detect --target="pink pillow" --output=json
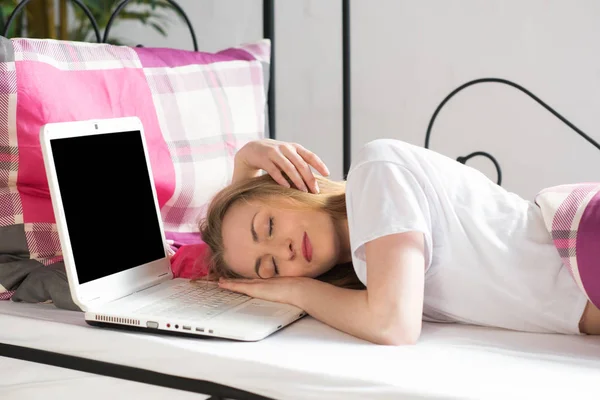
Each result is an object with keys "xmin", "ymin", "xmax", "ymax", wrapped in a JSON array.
[
  {"xmin": 0, "ymin": 36, "xmax": 270, "ymax": 300},
  {"xmin": 536, "ymin": 183, "xmax": 600, "ymax": 310},
  {"xmin": 170, "ymin": 242, "xmax": 210, "ymax": 279}
]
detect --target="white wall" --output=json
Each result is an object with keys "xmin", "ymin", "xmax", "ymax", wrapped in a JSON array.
[
  {"xmin": 109, "ymin": 0, "xmax": 263, "ymax": 52},
  {"xmin": 352, "ymin": 0, "xmax": 600, "ymax": 200},
  {"xmin": 112, "ymin": 0, "xmax": 344, "ymax": 180},
  {"xmin": 113, "ymin": 0, "xmax": 600, "ymax": 200},
  {"xmin": 275, "ymin": 1, "xmax": 343, "ymax": 181}
]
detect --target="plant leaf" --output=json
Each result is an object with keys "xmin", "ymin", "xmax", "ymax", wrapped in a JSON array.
[
  {"xmin": 6, "ymin": 0, "xmax": 182, "ymax": 42},
  {"xmin": 149, "ymin": 21, "xmax": 167, "ymax": 37}
]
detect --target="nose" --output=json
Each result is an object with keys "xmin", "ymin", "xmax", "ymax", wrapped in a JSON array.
[{"xmin": 275, "ymin": 239, "xmax": 295, "ymax": 261}]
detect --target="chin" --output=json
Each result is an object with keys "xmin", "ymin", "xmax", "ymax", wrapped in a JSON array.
[
  {"xmin": 311, "ymin": 263, "xmax": 335, "ymax": 278},
  {"xmin": 303, "ymin": 264, "xmax": 323, "ymax": 278}
]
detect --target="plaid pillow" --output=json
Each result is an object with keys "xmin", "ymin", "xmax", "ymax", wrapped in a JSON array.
[
  {"xmin": 0, "ymin": 37, "xmax": 270, "ymax": 302},
  {"xmin": 536, "ymin": 183, "xmax": 600, "ymax": 310}
]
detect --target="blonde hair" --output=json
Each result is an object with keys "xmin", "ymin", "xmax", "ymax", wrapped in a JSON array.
[{"xmin": 197, "ymin": 174, "xmax": 365, "ymax": 290}]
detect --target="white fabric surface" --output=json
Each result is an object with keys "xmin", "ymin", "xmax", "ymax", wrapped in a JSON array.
[
  {"xmin": 0, "ymin": 356, "xmax": 206, "ymax": 400},
  {"xmin": 1, "ymin": 301, "xmax": 600, "ymax": 400},
  {"xmin": 345, "ymin": 139, "xmax": 588, "ymax": 334}
]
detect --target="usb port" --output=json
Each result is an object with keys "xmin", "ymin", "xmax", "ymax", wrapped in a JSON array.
[
  {"xmin": 196, "ymin": 328, "xmax": 204, "ymax": 332},
  {"xmin": 182, "ymin": 325, "xmax": 191, "ymax": 331}
]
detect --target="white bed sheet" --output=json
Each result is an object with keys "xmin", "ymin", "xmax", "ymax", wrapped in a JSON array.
[
  {"xmin": 1, "ymin": 356, "xmax": 207, "ymax": 400},
  {"xmin": 1, "ymin": 301, "xmax": 600, "ymax": 400}
]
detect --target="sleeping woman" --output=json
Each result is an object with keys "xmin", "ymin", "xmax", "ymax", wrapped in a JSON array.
[{"xmin": 198, "ymin": 138, "xmax": 600, "ymax": 345}]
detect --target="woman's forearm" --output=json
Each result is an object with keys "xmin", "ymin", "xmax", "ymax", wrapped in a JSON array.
[{"xmin": 292, "ymin": 279, "xmax": 417, "ymax": 345}]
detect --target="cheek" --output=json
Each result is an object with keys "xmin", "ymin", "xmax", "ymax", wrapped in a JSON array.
[
  {"xmin": 222, "ymin": 236, "xmax": 253, "ymax": 277},
  {"xmin": 315, "ymin": 221, "xmax": 337, "ymax": 259},
  {"xmin": 223, "ymin": 253, "xmax": 253, "ymax": 278}
]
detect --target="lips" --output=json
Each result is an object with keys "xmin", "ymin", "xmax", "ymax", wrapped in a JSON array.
[{"xmin": 302, "ymin": 232, "xmax": 313, "ymax": 262}]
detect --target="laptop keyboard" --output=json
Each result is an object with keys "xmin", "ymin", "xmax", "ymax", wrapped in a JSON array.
[{"xmin": 133, "ymin": 282, "xmax": 250, "ymax": 321}]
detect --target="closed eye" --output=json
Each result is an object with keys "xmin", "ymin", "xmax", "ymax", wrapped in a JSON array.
[
  {"xmin": 269, "ymin": 217, "xmax": 274, "ymax": 237},
  {"xmin": 272, "ymin": 256, "xmax": 279, "ymax": 275}
]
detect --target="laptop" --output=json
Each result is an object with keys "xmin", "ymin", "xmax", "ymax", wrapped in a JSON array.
[{"xmin": 39, "ymin": 116, "xmax": 306, "ymax": 341}]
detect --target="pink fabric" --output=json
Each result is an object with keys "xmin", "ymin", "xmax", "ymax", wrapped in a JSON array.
[
  {"xmin": 166, "ymin": 231, "xmax": 203, "ymax": 247},
  {"xmin": 0, "ymin": 290, "xmax": 14, "ymax": 300},
  {"xmin": 134, "ymin": 46, "xmax": 256, "ymax": 68},
  {"xmin": 575, "ymin": 191, "xmax": 600, "ymax": 308},
  {"xmin": 536, "ymin": 183, "xmax": 600, "ymax": 309},
  {"xmin": 16, "ymin": 62, "xmax": 175, "ymax": 220},
  {"xmin": 170, "ymin": 242, "xmax": 210, "ymax": 279},
  {"xmin": 552, "ymin": 238, "xmax": 577, "ymax": 248}
]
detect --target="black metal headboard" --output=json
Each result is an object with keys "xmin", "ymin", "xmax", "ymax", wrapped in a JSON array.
[
  {"xmin": 338, "ymin": 4, "xmax": 600, "ymax": 184},
  {"xmin": 423, "ymin": 77, "xmax": 600, "ymax": 186}
]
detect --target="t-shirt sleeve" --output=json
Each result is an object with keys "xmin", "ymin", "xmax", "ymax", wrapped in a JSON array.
[{"xmin": 346, "ymin": 161, "xmax": 433, "ymax": 272}]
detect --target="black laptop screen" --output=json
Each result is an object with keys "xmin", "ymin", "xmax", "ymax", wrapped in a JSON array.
[{"xmin": 50, "ymin": 130, "xmax": 166, "ymax": 284}]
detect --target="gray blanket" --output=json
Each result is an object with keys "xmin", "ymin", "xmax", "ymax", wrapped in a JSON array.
[{"xmin": 0, "ymin": 223, "xmax": 79, "ymax": 311}]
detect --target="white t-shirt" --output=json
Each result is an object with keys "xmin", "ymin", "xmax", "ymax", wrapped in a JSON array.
[{"xmin": 345, "ymin": 139, "xmax": 587, "ymax": 334}]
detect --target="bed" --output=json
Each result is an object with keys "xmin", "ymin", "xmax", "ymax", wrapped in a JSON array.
[
  {"xmin": 3, "ymin": 301, "xmax": 600, "ymax": 400},
  {"xmin": 2, "ymin": 1, "xmax": 600, "ymax": 400}
]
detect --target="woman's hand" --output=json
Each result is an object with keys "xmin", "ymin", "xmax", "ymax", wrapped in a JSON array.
[
  {"xmin": 232, "ymin": 139, "xmax": 330, "ymax": 193},
  {"xmin": 218, "ymin": 276, "xmax": 310, "ymax": 306}
]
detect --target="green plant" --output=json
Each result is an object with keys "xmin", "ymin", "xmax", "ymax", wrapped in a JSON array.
[{"xmin": 0, "ymin": 0, "xmax": 179, "ymax": 45}]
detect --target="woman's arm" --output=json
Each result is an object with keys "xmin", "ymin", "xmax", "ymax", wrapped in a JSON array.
[
  {"xmin": 219, "ymin": 231, "xmax": 425, "ymax": 345},
  {"xmin": 295, "ymin": 231, "xmax": 425, "ymax": 345}
]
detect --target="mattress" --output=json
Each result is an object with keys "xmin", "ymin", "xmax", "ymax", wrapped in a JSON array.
[{"xmin": 1, "ymin": 301, "xmax": 600, "ymax": 400}]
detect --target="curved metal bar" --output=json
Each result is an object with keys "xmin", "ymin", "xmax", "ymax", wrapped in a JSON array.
[
  {"xmin": 342, "ymin": 0, "xmax": 351, "ymax": 177},
  {"xmin": 3, "ymin": 0, "xmax": 101, "ymax": 43},
  {"xmin": 103, "ymin": 0, "xmax": 198, "ymax": 51},
  {"xmin": 456, "ymin": 151, "xmax": 503, "ymax": 186},
  {"xmin": 263, "ymin": 0, "xmax": 275, "ymax": 139},
  {"xmin": 424, "ymin": 77, "xmax": 600, "ymax": 186}
]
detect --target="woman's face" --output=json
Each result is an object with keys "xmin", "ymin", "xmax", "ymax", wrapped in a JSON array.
[{"xmin": 221, "ymin": 198, "xmax": 343, "ymax": 279}]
